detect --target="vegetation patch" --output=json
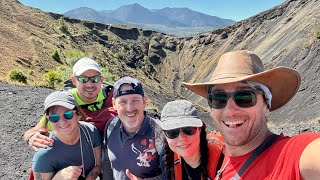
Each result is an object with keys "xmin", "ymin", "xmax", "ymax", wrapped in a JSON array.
[
  {"xmin": 65, "ymin": 50, "xmax": 93, "ymax": 66},
  {"xmin": 44, "ymin": 70, "xmax": 63, "ymax": 88},
  {"xmin": 316, "ymin": 31, "xmax": 320, "ymax": 39},
  {"xmin": 51, "ymin": 50, "xmax": 61, "ymax": 63},
  {"xmin": 58, "ymin": 17, "xmax": 70, "ymax": 35},
  {"xmin": 8, "ymin": 69, "xmax": 28, "ymax": 84}
]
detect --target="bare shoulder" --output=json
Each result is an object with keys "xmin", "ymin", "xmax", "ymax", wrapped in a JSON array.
[{"xmin": 299, "ymin": 138, "xmax": 320, "ymax": 179}]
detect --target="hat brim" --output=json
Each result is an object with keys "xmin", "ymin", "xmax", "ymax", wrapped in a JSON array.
[
  {"xmin": 183, "ymin": 67, "xmax": 301, "ymax": 111},
  {"xmin": 74, "ymin": 66, "xmax": 101, "ymax": 76},
  {"xmin": 44, "ymin": 102, "xmax": 75, "ymax": 113},
  {"xmin": 160, "ymin": 117, "xmax": 203, "ymax": 130}
]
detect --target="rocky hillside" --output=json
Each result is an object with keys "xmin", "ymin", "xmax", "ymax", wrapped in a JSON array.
[
  {"xmin": 152, "ymin": 0, "xmax": 320, "ymax": 124},
  {"xmin": 1, "ymin": 0, "xmax": 320, "ymax": 124},
  {"xmin": 0, "ymin": 0, "xmax": 179, "ymax": 108}
]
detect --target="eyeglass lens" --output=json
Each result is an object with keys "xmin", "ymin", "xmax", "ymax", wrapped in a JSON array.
[
  {"xmin": 164, "ymin": 127, "xmax": 198, "ymax": 139},
  {"xmin": 48, "ymin": 111, "xmax": 74, "ymax": 123},
  {"xmin": 208, "ymin": 90, "xmax": 261, "ymax": 109},
  {"xmin": 76, "ymin": 75, "xmax": 101, "ymax": 83}
]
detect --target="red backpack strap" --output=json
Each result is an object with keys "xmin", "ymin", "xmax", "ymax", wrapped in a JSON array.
[
  {"xmin": 207, "ymin": 141, "xmax": 225, "ymax": 178},
  {"xmin": 28, "ymin": 168, "xmax": 34, "ymax": 180},
  {"xmin": 174, "ymin": 153, "xmax": 182, "ymax": 180}
]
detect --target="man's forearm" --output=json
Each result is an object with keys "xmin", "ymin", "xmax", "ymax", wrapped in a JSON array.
[{"xmin": 23, "ymin": 128, "xmax": 40, "ymax": 145}]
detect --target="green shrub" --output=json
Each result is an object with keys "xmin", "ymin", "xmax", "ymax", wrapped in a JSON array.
[
  {"xmin": 113, "ymin": 53, "xmax": 120, "ymax": 60},
  {"xmin": 56, "ymin": 65, "xmax": 72, "ymax": 82},
  {"xmin": 316, "ymin": 31, "xmax": 320, "ymax": 39},
  {"xmin": 27, "ymin": 70, "xmax": 34, "ymax": 75},
  {"xmin": 44, "ymin": 70, "xmax": 63, "ymax": 88},
  {"xmin": 58, "ymin": 17, "xmax": 70, "ymax": 35},
  {"xmin": 101, "ymin": 67, "xmax": 115, "ymax": 84},
  {"xmin": 8, "ymin": 69, "xmax": 27, "ymax": 84},
  {"xmin": 51, "ymin": 50, "xmax": 60, "ymax": 62},
  {"xmin": 65, "ymin": 50, "xmax": 92, "ymax": 66}
]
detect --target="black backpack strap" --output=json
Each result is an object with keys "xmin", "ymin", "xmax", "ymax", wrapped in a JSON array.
[
  {"xmin": 232, "ymin": 134, "xmax": 280, "ymax": 180},
  {"xmin": 102, "ymin": 116, "xmax": 119, "ymax": 148},
  {"xmin": 78, "ymin": 84, "xmax": 114, "ymax": 110},
  {"xmin": 216, "ymin": 148, "xmax": 225, "ymax": 173},
  {"xmin": 63, "ymin": 78, "xmax": 76, "ymax": 90}
]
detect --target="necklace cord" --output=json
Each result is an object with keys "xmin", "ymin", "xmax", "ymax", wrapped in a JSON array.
[{"xmin": 79, "ymin": 123, "xmax": 97, "ymax": 178}]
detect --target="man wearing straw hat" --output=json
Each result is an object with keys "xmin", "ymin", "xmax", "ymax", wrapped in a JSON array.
[{"xmin": 183, "ymin": 50, "xmax": 320, "ymax": 179}]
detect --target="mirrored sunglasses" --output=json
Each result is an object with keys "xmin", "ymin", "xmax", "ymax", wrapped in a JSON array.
[
  {"xmin": 164, "ymin": 127, "xmax": 198, "ymax": 139},
  {"xmin": 47, "ymin": 111, "xmax": 74, "ymax": 123},
  {"xmin": 208, "ymin": 90, "xmax": 263, "ymax": 109},
  {"xmin": 76, "ymin": 75, "xmax": 101, "ymax": 83}
]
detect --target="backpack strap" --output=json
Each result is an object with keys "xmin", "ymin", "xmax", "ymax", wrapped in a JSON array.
[
  {"xmin": 103, "ymin": 116, "xmax": 119, "ymax": 148},
  {"xmin": 231, "ymin": 134, "xmax": 280, "ymax": 180},
  {"xmin": 149, "ymin": 118, "xmax": 164, "ymax": 155},
  {"xmin": 101, "ymin": 84, "xmax": 113, "ymax": 100},
  {"xmin": 78, "ymin": 85, "xmax": 114, "ymax": 110}
]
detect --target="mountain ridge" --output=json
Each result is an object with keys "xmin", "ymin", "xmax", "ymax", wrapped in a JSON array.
[{"xmin": 64, "ymin": 3, "xmax": 235, "ymax": 36}]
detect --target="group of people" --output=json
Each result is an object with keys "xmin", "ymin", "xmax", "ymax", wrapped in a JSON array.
[{"xmin": 23, "ymin": 50, "xmax": 320, "ymax": 180}]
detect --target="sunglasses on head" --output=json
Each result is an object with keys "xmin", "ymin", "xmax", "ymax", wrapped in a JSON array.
[
  {"xmin": 76, "ymin": 75, "xmax": 101, "ymax": 83},
  {"xmin": 208, "ymin": 90, "xmax": 263, "ymax": 109},
  {"xmin": 163, "ymin": 127, "xmax": 198, "ymax": 139},
  {"xmin": 47, "ymin": 111, "xmax": 74, "ymax": 123}
]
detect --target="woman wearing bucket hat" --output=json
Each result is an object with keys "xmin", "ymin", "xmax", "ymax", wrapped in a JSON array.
[
  {"xmin": 183, "ymin": 50, "xmax": 320, "ymax": 179},
  {"xmin": 32, "ymin": 91, "xmax": 102, "ymax": 180},
  {"xmin": 158, "ymin": 100, "xmax": 224, "ymax": 180}
]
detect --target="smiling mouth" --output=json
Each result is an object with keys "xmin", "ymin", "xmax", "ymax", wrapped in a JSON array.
[
  {"xmin": 85, "ymin": 89, "xmax": 95, "ymax": 92},
  {"xmin": 126, "ymin": 112, "xmax": 137, "ymax": 117},
  {"xmin": 223, "ymin": 120, "xmax": 244, "ymax": 128},
  {"xmin": 178, "ymin": 144, "xmax": 191, "ymax": 149},
  {"xmin": 60, "ymin": 124, "xmax": 71, "ymax": 129}
]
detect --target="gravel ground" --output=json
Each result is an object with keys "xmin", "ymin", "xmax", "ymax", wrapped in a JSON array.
[{"xmin": 0, "ymin": 82, "xmax": 319, "ymax": 179}]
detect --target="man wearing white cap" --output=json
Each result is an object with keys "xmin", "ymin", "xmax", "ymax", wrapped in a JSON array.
[
  {"xmin": 183, "ymin": 50, "xmax": 320, "ymax": 179},
  {"xmin": 23, "ymin": 57, "xmax": 117, "ymax": 151}
]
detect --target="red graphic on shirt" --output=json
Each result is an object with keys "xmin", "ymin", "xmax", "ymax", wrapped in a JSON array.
[{"xmin": 131, "ymin": 139, "xmax": 157, "ymax": 167}]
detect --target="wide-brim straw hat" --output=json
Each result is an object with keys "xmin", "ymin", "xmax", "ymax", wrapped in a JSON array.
[{"xmin": 182, "ymin": 50, "xmax": 301, "ymax": 111}]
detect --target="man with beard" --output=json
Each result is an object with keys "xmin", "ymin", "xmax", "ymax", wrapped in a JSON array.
[
  {"xmin": 183, "ymin": 50, "xmax": 320, "ymax": 179},
  {"xmin": 23, "ymin": 57, "xmax": 117, "ymax": 151},
  {"xmin": 103, "ymin": 76, "xmax": 162, "ymax": 180}
]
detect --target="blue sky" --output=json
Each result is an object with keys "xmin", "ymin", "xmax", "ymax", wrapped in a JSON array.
[{"xmin": 19, "ymin": 0, "xmax": 285, "ymax": 21}]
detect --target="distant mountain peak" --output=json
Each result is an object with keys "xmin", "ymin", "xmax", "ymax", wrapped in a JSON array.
[{"xmin": 63, "ymin": 3, "xmax": 235, "ymax": 36}]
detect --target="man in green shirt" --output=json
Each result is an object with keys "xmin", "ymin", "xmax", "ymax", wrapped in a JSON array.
[{"xmin": 23, "ymin": 57, "xmax": 117, "ymax": 151}]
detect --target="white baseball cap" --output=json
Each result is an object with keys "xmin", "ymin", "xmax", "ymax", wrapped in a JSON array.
[{"xmin": 72, "ymin": 57, "xmax": 101, "ymax": 76}]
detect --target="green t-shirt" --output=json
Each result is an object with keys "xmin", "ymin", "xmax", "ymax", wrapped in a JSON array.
[{"xmin": 40, "ymin": 88, "xmax": 105, "ymax": 131}]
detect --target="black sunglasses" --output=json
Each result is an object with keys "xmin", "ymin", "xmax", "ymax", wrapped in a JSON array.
[
  {"xmin": 164, "ymin": 127, "xmax": 198, "ymax": 139},
  {"xmin": 76, "ymin": 75, "xmax": 101, "ymax": 83},
  {"xmin": 208, "ymin": 90, "xmax": 263, "ymax": 109},
  {"xmin": 47, "ymin": 111, "xmax": 74, "ymax": 123}
]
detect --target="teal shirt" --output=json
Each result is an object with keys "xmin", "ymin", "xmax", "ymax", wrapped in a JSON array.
[{"xmin": 32, "ymin": 122, "xmax": 101, "ymax": 175}]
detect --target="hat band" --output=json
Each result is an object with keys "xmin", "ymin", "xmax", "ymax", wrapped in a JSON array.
[
  {"xmin": 247, "ymin": 81, "xmax": 272, "ymax": 109},
  {"xmin": 116, "ymin": 88, "xmax": 144, "ymax": 98}
]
